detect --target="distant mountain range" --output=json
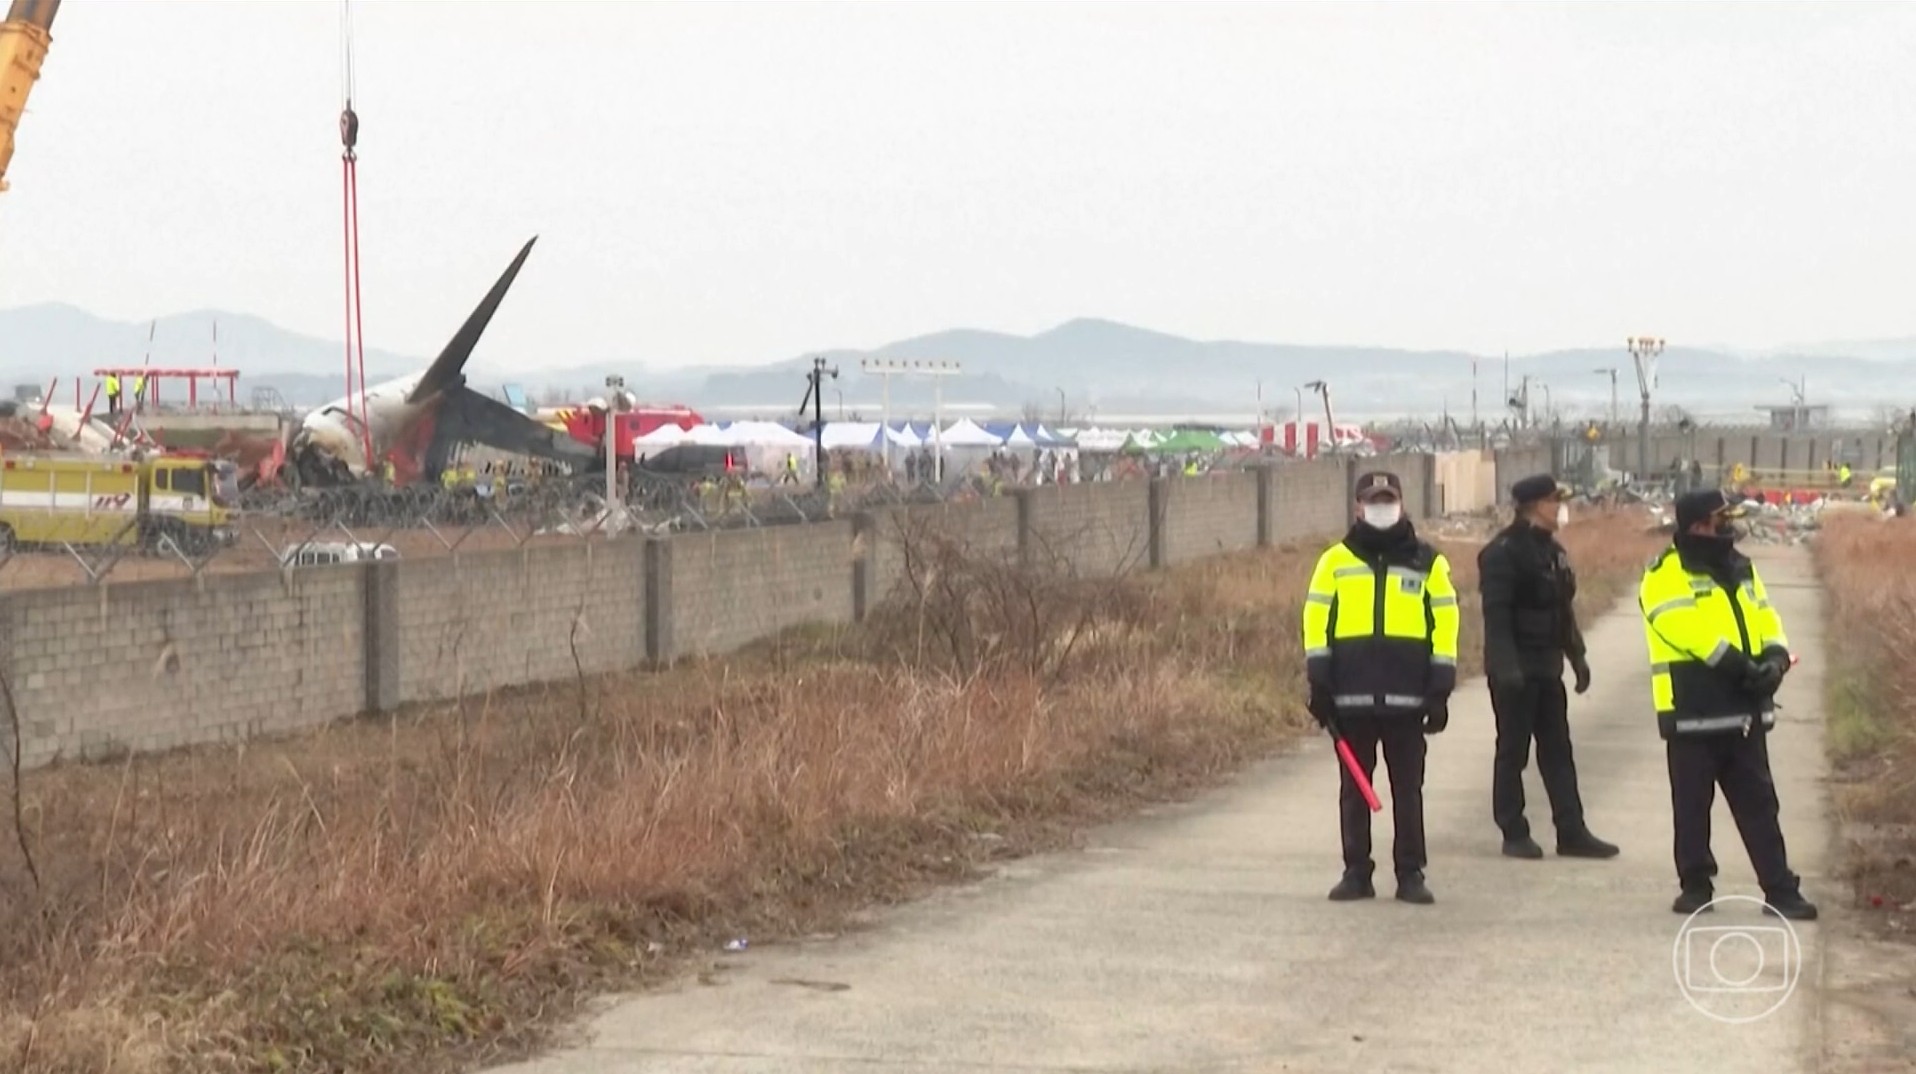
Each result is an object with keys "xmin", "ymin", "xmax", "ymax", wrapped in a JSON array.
[{"xmin": 3, "ymin": 302, "xmax": 1913, "ymax": 424}]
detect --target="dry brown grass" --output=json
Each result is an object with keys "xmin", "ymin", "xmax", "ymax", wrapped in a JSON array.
[
  {"xmin": 1813, "ymin": 515, "xmax": 1916, "ymax": 933},
  {"xmin": 0, "ymin": 510, "xmax": 1659, "ymax": 1074}
]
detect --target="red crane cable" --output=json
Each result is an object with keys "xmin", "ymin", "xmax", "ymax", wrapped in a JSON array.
[
  {"xmin": 344, "ymin": 145, "xmax": 372, "ymax": 469},
  {"xmin": 351, "ymin": 166, "xmax": 371, "ymax": 467},
  {"xmin": 340, "ymin": 153, "xmax": 357, "ymax": 439},
  {"xmin": 339, "ymin": 0, "xmax": 373, "ymax": 470}
]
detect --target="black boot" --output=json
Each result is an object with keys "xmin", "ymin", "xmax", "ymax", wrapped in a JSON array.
[
  {"xmin": 1502, "ymin": 835, "xmax": 1545, "ymax": 860},
  {"xmin": 1672, "ymin": 887, "xmax": 1714, "ymax": 915},
  {"xmin": 1395, "ymin": 871, "xmax": 1435, "ymax": 905},
  {"xmin": 1556, "ymin": 830, "xmax": 1620, "ymax": 859},
  {"xmin": 1328, "ymin": 869, "xmax": 1375, "ymax": 901},
  {"xmin": 1764, "ymin": 890, "xmax": 1819, "ymax": 921}
]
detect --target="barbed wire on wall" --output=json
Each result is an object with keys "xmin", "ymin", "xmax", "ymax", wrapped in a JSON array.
[{"xmin": 0, "ymin": 466, "xmax": 1108, "ymax": 590}]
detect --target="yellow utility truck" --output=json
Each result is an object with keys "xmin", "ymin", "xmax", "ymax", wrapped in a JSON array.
[{"xmin": 0, "ymin": 453, "xmax": 239, "ymax": 554}]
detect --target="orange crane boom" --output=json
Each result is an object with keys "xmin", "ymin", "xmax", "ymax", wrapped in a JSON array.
[{"xmin": 0, "ymin": 0, "xmax": 60, "ymax": 193}]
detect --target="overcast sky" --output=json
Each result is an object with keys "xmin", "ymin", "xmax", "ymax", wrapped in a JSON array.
[{"xmin": 2, "ymin": 1, "xmax": 1912, "ymax": 371}]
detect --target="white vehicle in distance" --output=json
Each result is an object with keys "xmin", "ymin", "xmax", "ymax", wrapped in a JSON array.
[{"xmin": 278, "ymin": 541, "xmax": 401, "ymax": 568}]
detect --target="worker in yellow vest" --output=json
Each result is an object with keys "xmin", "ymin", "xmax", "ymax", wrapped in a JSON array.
[
  {"xmin": 104, "ymin": 374, "xmax": 121, "ymax": 415},
  {"xmin": 1638, "ymin": 490, "xmax": 1815, "ymax": 920},
  {"xmin": 1303, "ymin": 470, "xmax": 1460, "ymax": 906}
]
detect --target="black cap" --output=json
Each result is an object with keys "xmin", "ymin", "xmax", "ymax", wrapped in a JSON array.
[
  {"xmin": 1674, "ymin": 489, "xmax": 1745, "ymax": 530},
  {"xmin": 1511, "ymin": 473, "xmax": 1569, "ymax": 505},
  {"xmin": 1354, "ymin": 471, "xmax": 1403, "ymax": 502}
]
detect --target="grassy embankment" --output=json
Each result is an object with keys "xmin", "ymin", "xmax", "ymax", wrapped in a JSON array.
[
  {"xmin": 0, "ymin": 510, "xmax": 1661, "ymax": 1074},
  {"xmin": 1813, "ymin": 516, "xmax": 1916, "ymax": 935}
]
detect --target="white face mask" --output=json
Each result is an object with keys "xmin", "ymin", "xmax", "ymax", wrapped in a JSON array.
[
  {"xmin": 1361, "ymin": 502, "xmax": 1403, "ymax": 529},
  {"xmin": 1556, "ymin": 504, "xmax": 1570, "ymax": 528}
]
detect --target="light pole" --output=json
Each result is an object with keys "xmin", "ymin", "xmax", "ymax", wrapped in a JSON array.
[
  {"xmin": 861, "ymin": 358, "xmax": 963, "ymax": 480},
  {"xmin": 1293, "ymin": 385, "xmax": 1305, "ymax": 426},
  {"xmin": 1628, "ymin": 336, "xmax": 1665, "ymax": 479},
  {"xmin": 800, "ymin": 356, "xmax": 839, "ymax": 489},
  {"xmin": 1055, "ymin": 386, "xmax": 1066, "ymax": 426},
  {"xmin": 1593, "ymin": 367, "xmax": 1618, "ymax": 426},
  {"xmin": 1778, "ymin": 376, "xmax": 1806, "ymax": 431}
]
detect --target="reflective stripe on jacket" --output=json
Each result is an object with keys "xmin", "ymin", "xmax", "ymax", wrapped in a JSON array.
[
  {"xmin": 1638, "ymin": 546, "xmax": 1789, "ymax": 738},
  {"xmin": 1302, "ymin": 537, "xmax": 1460, "ymax": 716}
]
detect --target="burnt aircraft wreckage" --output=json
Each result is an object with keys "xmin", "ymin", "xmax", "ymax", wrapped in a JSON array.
[{"xmin": 285, "ymin": 237, "xmax": 599, "ymax": 487}]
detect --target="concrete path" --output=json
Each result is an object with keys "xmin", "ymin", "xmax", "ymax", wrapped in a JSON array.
[{"xmin": 487, "ymin": 546, "xmax": 1835, "ymax": 1074}]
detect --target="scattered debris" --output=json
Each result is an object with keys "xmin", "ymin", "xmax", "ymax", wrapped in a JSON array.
[
  {"xmin": 722, "ymin": 938, "xmax": 749, "ymax": 953},
  {"xmin": 771, "ymin": 977, "xmax": 851, "ymax": 992}
]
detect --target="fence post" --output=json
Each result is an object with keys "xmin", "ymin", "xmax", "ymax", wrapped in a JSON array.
[
  {"xmin": 851, "ymin": 512, "xmax": 877, "ymax": 623},
  {"xmin": 362, "ymin": 559, "xmax": 400, "ymax": 714},
  {"xmin": 1255, "ymin": 464, "xmax": 1273, "ymax": 548},
  {"xmin": 644, "ymin": 537, "xmax": 676, "ymax": 667},
  {"xmin": 1421, "ymin": 454, "xmax": 1438, "ymax": 520},
  {"xmin": 1147, "ymin": 478, "xmax": 1167, "ymax": 569},
  {"xmin": 1013, "ymin": 487, "xmax": 1036, "ymax": 567}
]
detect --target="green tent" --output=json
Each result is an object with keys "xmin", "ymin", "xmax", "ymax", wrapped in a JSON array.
[{"xmin": 1152, "ymin": 429, "xmax": 1225, "ymax": 453}]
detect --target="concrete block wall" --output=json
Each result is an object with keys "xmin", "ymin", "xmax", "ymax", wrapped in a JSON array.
[
  {"xmin": 1492, "ymin": 447, "xmax": 1552, "ymax": 504},
  {"xmin": 864, "ymin": 497, "xmax": 1022, "ymax": 604},
  {"xmin": 1023, "ymin": 480, "xmax": 1152, "ymax": 575},
  {"xmin": 1152, "ymin": 473, "xmax": 1260, "ymax": 567},
  {"xmin": 0, "ymin": 568, "xmax": 365, "ymax": 767},
  {"xmin": 664, "ymin": 522, "xmax": 857, "ymax": 659},
  {"xmin": 1269, "ymin": 460, "xmax": 1349, "ymax": 543},
  {"xmin": 391, "ymin": 542, "xmax": 646, "ymax": 705},
  {"xmin": 3, "ymin": 453, "xmax": 1506, "ymax": 770}
]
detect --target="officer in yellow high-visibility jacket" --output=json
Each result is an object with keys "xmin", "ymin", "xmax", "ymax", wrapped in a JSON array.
[
  {"xmin": 1303, "ymin": 470, "xmax": 1460, "ymax": 906},
  {"xmin": 1639, "ymin": 489, "xmax": 1816, "ymax": 920}
]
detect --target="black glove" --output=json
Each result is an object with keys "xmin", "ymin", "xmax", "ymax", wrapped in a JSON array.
[
  {"xmin": 1308, "ymin": 683, "xmax": 1336, "ymax": 731},
  {"xmin": 1744, "ymin": 659, "xmax": 1784, "ymax": 698},
  {"xmin": 1423, "ymin": 700, "xmax": 1449, "ymax": 735},
  {"xmin": 1718, "ymin": 649, "xmax": 1759, "ymax": 688},
  {"xmin": 1570, "ymin": 655, "xmax": 1592, "ymax": 695},
  {"xmin": 1760, "ymin": 647, "xmax": 1792, "ymax": 680}
]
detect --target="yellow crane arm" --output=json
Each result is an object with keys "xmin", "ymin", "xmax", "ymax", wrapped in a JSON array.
[{"xmin": 0, "ymin": 0, "xmax": 60, "ymax": 193}]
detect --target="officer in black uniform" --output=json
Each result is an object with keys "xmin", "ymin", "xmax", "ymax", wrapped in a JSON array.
[{"xmin": 1478, "ymin": 474, "xmax": 1620, "ymax": 860}]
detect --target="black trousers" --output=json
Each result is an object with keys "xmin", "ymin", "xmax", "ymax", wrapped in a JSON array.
[
  {"xmin": 1667, "ymin": 731, "xmax": 1799, "ymax": 895},
  {"xmin": 1490, "ymin": 677, "xmax": 1587, "ymax": 841},
  {"xmin": 1337, "ymin": 715, "xmax": 1427, "ymax": 877}
]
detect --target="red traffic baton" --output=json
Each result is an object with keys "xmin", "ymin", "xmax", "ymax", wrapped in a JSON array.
[{"xmin": 1329, "ymin": 726, "xmax": 1382, "ymax": 813}]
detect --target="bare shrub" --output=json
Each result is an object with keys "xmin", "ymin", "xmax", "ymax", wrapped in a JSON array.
[{"xmin": 866, "ymin": 511, "xmax": 1148, "ymax": 683}]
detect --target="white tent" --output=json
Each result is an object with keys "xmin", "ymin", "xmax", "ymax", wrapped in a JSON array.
[
  {"xmin": 631, "ymin": 424, "xmax": 691, "ymax": 448},
  {"xmin": 821, "ymin": 421, "xmax": 920, "ymax": 451},
  {"xmin": 1004, "ymin": 426, "xmax": 1038, "ymax": 447},
  {"xmin": 726, "ymin": 421, "xmax": 815, "ymax": 448},
  {"xmin": 937, "ymin": 418, "xmax": 1004, "ymax": 447},
  {"xmin": 684, "ymin": 423, "xmax": 738, "ymax": 446},
  {"xmin": 1072, "ymin": 427, "xmax": 1133, "ymax": 452}
]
